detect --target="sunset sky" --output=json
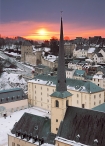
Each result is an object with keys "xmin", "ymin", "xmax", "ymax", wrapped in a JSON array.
[{"xmin": 0, "ymin": 0, "xmax": 105, "ymax": 40}]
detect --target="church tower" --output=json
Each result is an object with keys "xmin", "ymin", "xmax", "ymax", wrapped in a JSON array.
[{"xmin": 50, "ymin": 17, "xmax": 72, "ymax": 134}]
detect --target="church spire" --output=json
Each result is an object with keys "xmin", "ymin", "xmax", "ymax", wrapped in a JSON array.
[{"xmin": 56, "ymin": 17, "xmax": 67, "ymax": 92}]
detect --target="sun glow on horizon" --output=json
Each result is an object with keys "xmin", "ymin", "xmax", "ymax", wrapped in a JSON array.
[{"xmin": 37, "ymin": 28, "xmax": 48, "ymax": 36}]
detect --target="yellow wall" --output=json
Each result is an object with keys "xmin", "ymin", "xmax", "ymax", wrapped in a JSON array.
[
  {"xmin": 28, "ymin": 81, "xmax": 105, "ymax": 111},
  {"xmin": 8, "ymin": 135, "xmax": 36, "ymax": 146},
  {"xmin": 0, "ymin": 99, "xmax": 28, "ymax": 117}
]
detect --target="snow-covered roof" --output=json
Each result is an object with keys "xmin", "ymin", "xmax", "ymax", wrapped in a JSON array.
[
  {"xmin": 93, "ymin": 74, "xmax": 103, "ymax": 79},
  {"xmin": 88, "ymin": 47, "xmax": 95, "ymax": 53},
  {"xmin": 85, "ymin": 58, "xmax": 93, "ymax": 62},
  {"xmin": 55, "ymin": 137, "xmax": 88, "ymax": 146},
  {"xmin": 44, "ymin": 55, "xmax": 58, "ymax": 62},
  {"xmin": 43, "ymin": 47, "xmax": 51, "ymax": 52}
]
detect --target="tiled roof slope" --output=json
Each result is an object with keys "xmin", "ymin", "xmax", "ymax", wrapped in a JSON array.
[
  {"xmin": 30, "ymin": 74, "xmax": 104, "ymax": 93},
  {"xmin": 11, "ymin": 113, "xmax": 56, "ymax": 144},
  {"xmin": 58, "ymin": 106, "xmax": 105, "ymax": 146},
  {"xmin": 74, "ymin": 70, "xmax": 86, "ymax": 77},
  {"xmin": 92, "ymin": 102, "xmax": 105, "ymax": 112},
  {"xmin": 0, "ymin": 88, "xmax": 27, "ymax": 104}
]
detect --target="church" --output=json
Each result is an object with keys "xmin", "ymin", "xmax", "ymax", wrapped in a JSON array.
[{"xmin": 8, "ymin": 17, "xmax": 105, "ymax": 146}]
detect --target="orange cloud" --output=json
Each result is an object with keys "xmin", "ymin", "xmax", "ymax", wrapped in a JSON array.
[{"xmin": 0, "ymin": 21, "xmax": 105, "ymax": 40}]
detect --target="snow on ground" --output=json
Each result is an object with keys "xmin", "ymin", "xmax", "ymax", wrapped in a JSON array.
[
  {"xmin": 4, "ymin": 52, "xmax": 21, "ymax": 57},
  {"xmin": 0, "ymin": 107, "xmax": 50, "ymax": 146},
  {"xmin": 18, "ymin": 62, "xmax": 34, "ymax": 70},
  {"xmin": 0, "ymin": 72, "xmax": 27, "ymax": 91},
  {"xmin": 0, "ymin": 55, "xmax": 5, "ymax": 60},
  {"xmin": 3, "ymin": 68, "xmax": 23, "ymax": 71}
]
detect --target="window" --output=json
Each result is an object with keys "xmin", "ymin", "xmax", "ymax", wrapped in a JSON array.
[
  {"xmin": 94, "ymin": 79, "xmax": 95, "ymax": 81},
  {"xmin": 17, "ymin": 144, "xmax": 20, "ymax": 146},
  {"xmin": 66, "ymin": 100, "xmax": 69, "ymax": 107},
  {"xmin": 77, "ymin": 94, "xmax": 79, "ymax": 97},
  {"xmin": 94, "ymin": 102, "xmax": 96, "ymax": 105},
  {"xmin": 41, "ymin": 92, "xmax": 42, "ymax": 95},
  {"xmin": 94, "ymin": 95, "xmax": 96, "ymax": 99},
  {"xmin": 12, "ymin": 142, "xmax": 15, "ymax": 146},
  {"xmin": 98, "ymin": 79, "xmax": 99, "ymax": 82},
  {"xmin": 56, "ymin": 128, "xmax": 58, "ymax": 131},
  {"xmin": 47, "ymin": 99, "xmax": 49, "ymax": 102},
  {"xmin": 77, "ymin": 100, "xmax": 79, "ymax": 104},
  {"xmin": 99, "ymin": 94, "xmax": 101, "ymax": 98},
  {"xmin": 56, "ymin": 119, "xmax": 58, "ymax": 122},
  {"xmin": 99, "ymin": 100, "xmax": 101, "ymax": 104},
  {"xmin": 47, "ymin": 88, "xmax": 49, "ymax": 91},
  {"xmin": 55, "ymin": 100, "xmax": 59, "ymax": 107},
  {"xmin": 41, "ymin": 86, "xmax": 42, "ymax": 90}
]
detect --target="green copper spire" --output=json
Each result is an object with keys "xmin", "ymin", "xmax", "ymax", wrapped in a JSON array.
[{"xmin": 56, "ymin": 17, "xmax": 67, "ymax": 92}]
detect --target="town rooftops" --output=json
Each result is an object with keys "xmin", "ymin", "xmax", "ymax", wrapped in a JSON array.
[
  {"xmin": 29, "ymin": 74, "xmax": 104, "ymax": 93},
  {"xmin": 73, "ymin": 70, "xmax": 86, "ymax": 77},
  {"xmin": 96, "ymin": 53, "xmax": 103, "ymax": 57},
  {"xmin": 11, "ymin": 112, "xmax": 56, "ymax": 145},
  {"xmin": 57, "ymin": 106, "xmax": 105, "ymax": 146},
  {"xmin": 0, "ymin": 88, "xmax": 27, "ymax": 104}
]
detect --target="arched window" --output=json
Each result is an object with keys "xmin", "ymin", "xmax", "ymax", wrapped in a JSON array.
[{"xmin": 55, "ymin": 100, "xmax": 59, "ymax": 107}]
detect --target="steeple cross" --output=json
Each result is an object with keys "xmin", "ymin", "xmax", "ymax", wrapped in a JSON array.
[{"xmin": 61, "ymin": 11, "xmax": 63, "ymax": 17}]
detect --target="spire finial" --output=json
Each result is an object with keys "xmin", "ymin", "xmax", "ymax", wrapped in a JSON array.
[{"xmin": 61, "ymin": 11, "xmax": 63, "ymax": 17}]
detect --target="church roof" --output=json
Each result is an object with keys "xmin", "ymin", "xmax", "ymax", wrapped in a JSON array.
[
  {"xmin": 57, "ymin": 106, "xmax": 105, "ymax": 146},
  {"xmin": 11, "ymin": 112, "xmax": 56, "ymax": 145}
]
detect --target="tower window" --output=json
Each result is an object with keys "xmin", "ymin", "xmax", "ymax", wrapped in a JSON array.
[
  {"xmin": 55, "ymin": 100, "xmax": 59, "ymax": 107},
  {"xmin": 56, "ymin": 119, "xmax": 58, "ymax": 122},
  {"xmin": 66, "ymin": 100, "xmax": 69, "ymax": 107}
]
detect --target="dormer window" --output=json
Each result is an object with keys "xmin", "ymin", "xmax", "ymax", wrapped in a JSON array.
[
  {"xmin": 34, "ymin": 126, "xmax": 38, "ymax": 130},
  {"xmin": 94, "ymin": 139, "xmax": 98, "ymax": 146},
  {"xmin": 76, "ymin": 134, "xmax": 80, "ymax": 142}
]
